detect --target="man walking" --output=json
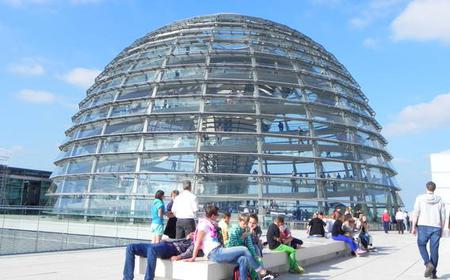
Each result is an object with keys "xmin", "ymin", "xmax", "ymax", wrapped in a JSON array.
[
  {"xmin": 172, "ymin": 180, "xmax": 199, "ymax": 238},
  {"xmin": 412, "ymin": 181, "xmax": 446, "ymax": 279},
  {"xmin": 395, "ymin": 209, "xmax": 405, "ymax": 234}
]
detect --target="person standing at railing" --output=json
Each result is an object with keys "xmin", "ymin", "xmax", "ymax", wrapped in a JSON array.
[
  {"xmin": 150, "ymin": 190, "xmax": 165, "ymax": 243},
  {"xmin": 172, "ymin": 180, "xmax": 198, "ymax": 239}
]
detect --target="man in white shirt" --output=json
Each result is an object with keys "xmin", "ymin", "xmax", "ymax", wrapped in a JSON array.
[
  {"xmin": 412, "ymin": 181, "xmax": 446, "ymax": 279},
  {"xmin": 172, "ymin": 180, "xmax": 199, "ymax": 238},
  {"xmin": 395, "ymin": 209, "xmax": 405, "ymax": 234}
]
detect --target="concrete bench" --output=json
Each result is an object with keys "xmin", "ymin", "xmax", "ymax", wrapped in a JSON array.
[{"xmin": 139, "ymin": 239, "xmax": 348, "ymax": 280}]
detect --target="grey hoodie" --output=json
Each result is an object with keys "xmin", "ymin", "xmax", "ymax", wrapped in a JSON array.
[{"xmin": 413, "ymin": 192, "xmax": 446, "ymax": 228}]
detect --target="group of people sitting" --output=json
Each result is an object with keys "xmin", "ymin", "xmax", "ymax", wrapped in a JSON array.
[
  {"xmin": 306, "ymin": 208, "xmax": 373, "ymax": 256},
  {"xmin": 123, "ymin": 182, "xmax": 372, "ymax": 280},
  {"xmin": 124, "ymin": 205, "xmax": 294, "ymax": 280}
]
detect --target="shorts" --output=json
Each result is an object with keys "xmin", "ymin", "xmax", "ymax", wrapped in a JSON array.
[{"xmin": 150, "ymin": 223, "xmax": 164, "ymax": 237}]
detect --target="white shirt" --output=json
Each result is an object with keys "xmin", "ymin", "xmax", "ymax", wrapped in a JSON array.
[
  {"xmin": 197, "ymin": 218, "xmax": 221, "ymax": 257},
  {"xmin": 172, "ymin": 190, "xmax": 198, "ymax": 219},
  {"xmin": 413, "ymin": 192, "xmax": 446, "ymax": 228},
  {"xmin": 395, "ymin": 211, "xmax": 405, "ymax": 221}
]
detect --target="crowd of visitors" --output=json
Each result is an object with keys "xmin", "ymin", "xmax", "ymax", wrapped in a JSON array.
[{"xmin": 123, "ymin": 179, "xmax": 447, "ymax": 280}]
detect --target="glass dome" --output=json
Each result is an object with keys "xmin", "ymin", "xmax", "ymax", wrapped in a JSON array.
[{"xmin": 49, "ymin": 14, "xmax": 402, "ymax": 221}]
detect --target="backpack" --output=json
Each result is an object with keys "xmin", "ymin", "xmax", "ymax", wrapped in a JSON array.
[{"xmin": 232, "ymin": 266, "xmax": 252, "ymax": 280}]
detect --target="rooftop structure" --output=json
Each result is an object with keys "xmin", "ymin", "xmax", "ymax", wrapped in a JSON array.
[{"xmin": 49, "ymin": 14, "xmax": 402, "ymax": 220}]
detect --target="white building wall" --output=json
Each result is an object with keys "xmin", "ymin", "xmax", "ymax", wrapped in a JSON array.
[{"xmin": 430, "ymin": 151, "xmax": 450, "ymax": 237}]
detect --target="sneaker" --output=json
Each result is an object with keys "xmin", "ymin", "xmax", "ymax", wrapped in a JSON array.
[
  {"xmin": 430, "ymin": 274, "xmax": 437, "ymax": 279},
  {"xmin": 424, "ymin": 262, "xmax": 435, "ymax": 278},
  {"xmin": 290, "ymin": 265, "xmax": 304, "ymax": 274},
  {"xmin": 356, "ymin": 248, "xmax": 367, "ymax": 255},
  {"xmin": 260, "ymin": 271, "xmax": 278, "ymax": 280}
]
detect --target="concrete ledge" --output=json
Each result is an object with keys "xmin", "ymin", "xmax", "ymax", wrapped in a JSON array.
[{"xmin": 139, "ymin": 239, "xmax": 348, "ymax": 280}]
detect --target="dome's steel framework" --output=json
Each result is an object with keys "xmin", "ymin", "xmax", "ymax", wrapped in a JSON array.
[{"xmin": 49, "ymin": 14, "xmax": 402, "ymax": 220}]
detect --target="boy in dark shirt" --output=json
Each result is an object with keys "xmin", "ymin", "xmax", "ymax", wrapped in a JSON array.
[
  {"xmin": 307, "ymin": 212, "xmax": 326, "ymax": 237},
  {"xmin": 266, "ymin": 216, "xmax": 304, "ymax": 274}
]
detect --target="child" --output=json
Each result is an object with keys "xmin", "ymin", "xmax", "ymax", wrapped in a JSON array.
[
  {"xmin": 267, "ymin": 216, "xmax": 304, "ymax": 274},
  {"xmin": 279, "ymin": 223, "xmax": 303, "ymax": 249},
  {"xmin": 218, "ymin": 211, "xmax": 231, "ymax": 245}
]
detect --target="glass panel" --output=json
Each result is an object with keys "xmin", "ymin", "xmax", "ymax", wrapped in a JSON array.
[
  {"xmin": 96, "ymin": 155, "xmax": 137, "ymax": 173},
  {"xmin": 156, "ymin": 84, "xmax": 203, "ymax": 97},
  {"xmin": 313, "ymin": 122, "xmax": 349, "ymax": 142},
  {"xmin": 254, "ymin": 45, "xmax": 287, "ymax": 56},
  {"xmin": 167, "ymin": 55, "xmax": 205, "ymax": 66},
  {"xmin": 260, "ymin": 99, "xmax": 307, "ymax": 115},
  {"xmin": 148, "ymin": 116, "xmax": 198, "ymax": 132},
  {"xmin": 255, "ymin": 56, "xmax": 293, "ymax": 69},
  {"xmin": 200, "ymin": 134, "xmax": 257, "ymax": 153},
  {"xmin": 88, "ymin": 196, "xmax": 131, "ymax": 216},
  {"xmin": 206, "ymin": 83, "xmax": 254, "ymax": 96},
  {"xmin": 162, "ymin": 67, "xmax": 205, "ymax": 80},
  {"xmin": 72, "ymin": 140, "xmax": 98, "ymax": 156},
  {"xmin": 136, "ymin": 174, "xmax": 185, "ymax": 194},
  {"xmin": 52, "ymin": 162, "xmax": 68, "ymax": 176},
  {"xmin": 91, "ymin": 174, "xmax": 134, "ymax": 193},
  {"xmin": 91, "ymin": 91, "xmax": 116, "ymax": 107},
  {"xmin": 261, "ymin": 117, "xmax": 309, "ymax": 134},
  {"xmin": 104, "ymin": 119, "xmax": 144, "ymax": 135},
  {"xmin": 67, "ymin": 158, "xmax": 93, "ymax": 174},
  {"xmin": 262, "ymin": 136, "xmax": 314, "ymax": 157},
  {"xmin": 152, "ymin": 98, "xmax": 200, "ymax": 113},
  {"xmin": 124, "ymin": 71, "xmax": 157, "ymax": 85},
  {"xmin": 305, "ymin": 89, "xmax": 337, "ymax": 106},
  {"xmin": 310, "ymin": 106, "xmax": 343, "ymax": 123},
  {"xmin": 111, "ymin": 100, "xmax": 149, "ymax": 117},
  {"xmin": 100, "ymin": 136, "xmax": 141, "ymax": 153},
  {"xmin": 202, "ymin": 116, "xmax": 257, "ymax": 132},
  {"xmin": 144, "ymin": 134, "xmax": 197, "ymax": 152},
  {"xmin": 56, "ymin": 197, "xmax": 85, "ymax": 213},
  {"xmin": 133, "ymin": 58, "xmax": 164, "ymax": 70},
  {"xmin": 83, "ymin": 107, "xmax": 109, "ymax": 123},
  {"xmin": 258, "ymin": 85, "xmax": 303, "ymax": 101},
  {"xmin": 141, "ymin": 154, "xmax": 195, "ymax": 173},
  {"xmin": 77, "ymin": 124, "xmax": 103, "ymax": 139},
  {"xmin": 209, "ymin": 67, "xmax": 253, "ymax": 80},
  {"xmin": 62, "ymin": 177, "xmax": 89, "ymax": 193},
  {"xmin": 198, "ymin": 155, "xmax": 258, "ymax": 175},
  {"xmin": 117, "ymin": 89, "xmax": 152, "ymax": 101},
  {"xmin": 302, "ymin": 75, "xmax": 333, "ymax": 90},
  {"xmin": 196, "ymin": 175, "xmax": 259, "ymax": 196},
  {"xmin": 204, "ymin": 98, "xmax": 255, "ymax": 113},
  {"xmin": 256, "ymin": 68, "xmax": 298, "ymax": 84},
  {"xmin": 173, "ymin": 44, "xmax": 208, "ymax": 55},
  {"xmin": 212, "ymin": 41, "xmax": 249, "ymax": 50},
  {"xmin": 210, "ymin": 55, "xmax": 251, "ymax": 65}
]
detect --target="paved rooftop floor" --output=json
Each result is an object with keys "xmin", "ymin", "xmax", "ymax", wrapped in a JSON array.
[{"xmin": 0, "ymin": 231, "xmax": 448, "ymax": 280}]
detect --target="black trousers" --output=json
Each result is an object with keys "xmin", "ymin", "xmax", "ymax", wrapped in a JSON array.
[{"xmin": 175, "ymin": 218, "xmax": 196, "ymax": 239}]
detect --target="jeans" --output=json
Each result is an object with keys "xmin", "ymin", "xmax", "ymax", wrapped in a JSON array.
[
  {"xmin": 274, "ymin": 244, "xmax": 299, "ymax": 270},
  {"xmin": 175, "ymin": 218, "xmax": 196, "ymax": 239},
  {"xmin": 359, "ymin": 232, "xmax": 369, "ymax": 249},
  {"xmin": 383, "ymin": 221, "xmax": 390, "ymax": 233},
  {"xmin": 417, "ymin": 225, "xmax": 441, "ymax": 275},
  {"xmin": 123, "ymin": 242, "xmax": 178, "ymax": 280},
  {"xmin": 209, "ymin": 246, "xmax": 261, "ymax": 280},
  {"xmin": 332, "ymin": 234, "xmax": 357, "ymax": 252}
]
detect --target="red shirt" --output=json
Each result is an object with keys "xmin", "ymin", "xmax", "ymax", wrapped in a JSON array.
[{"xmin": 382, "ymin": 212, "xmax": 390, "ymax": 222}]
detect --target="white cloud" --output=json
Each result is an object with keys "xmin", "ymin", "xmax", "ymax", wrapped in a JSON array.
[
  {"xmin": 362, "ymin": 37, "xmax": 378, "ymax": 48},
  {"xmin": 8, "ymin": 62, "xmax": 45, "ymax": 76},
  {"xmin": 17, "ymin": 89, "xmax": 56, "ymax": 104},
  {"xmin": 350, "ymin": 0, "xmax": 406, "ymax": 29},
  {"xmin": 384, "ymin": 93, "xmax": 450, "ymax": 137},
  {"xmin": 61, "ymin": 67, "xmax": 100, "ymax": 89},
  {"xmin": 391, "ymin": 0, "xmax": 450, "ymax": 43}
]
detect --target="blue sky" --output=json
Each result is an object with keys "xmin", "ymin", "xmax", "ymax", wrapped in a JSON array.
[{"xmin": 1, "ymin": 0, "xmax": 450, "ymax": 210}]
